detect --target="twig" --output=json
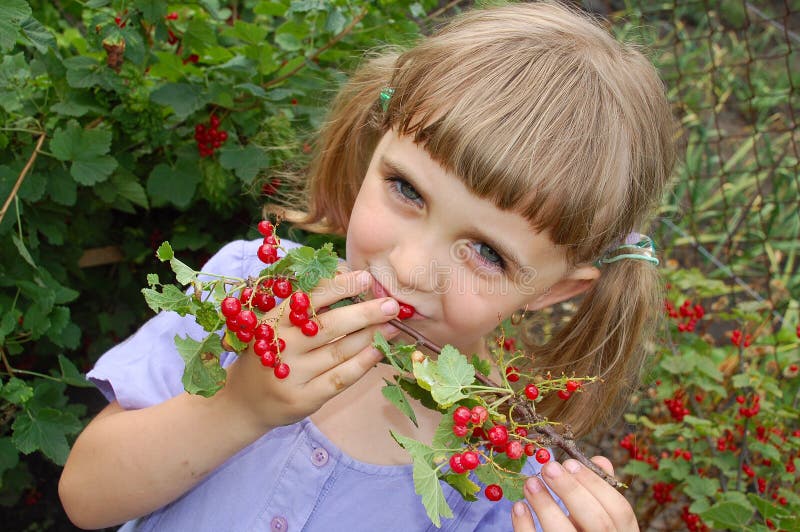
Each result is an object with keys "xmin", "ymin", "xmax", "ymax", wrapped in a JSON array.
[
  {"xmin": 262, "ymin": 7, "xmax": 368, "ymax": 90},
  {"xmin": 0, "ymin": 133, "xmax": 46, "ymax": 225},
  {"xmin": 0, "ymin": 347, "xmax": 15, "ymax": 378}
]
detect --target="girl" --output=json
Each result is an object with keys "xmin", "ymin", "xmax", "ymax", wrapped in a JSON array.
[{"xmin": 59, "ymin": 2, "xmax": 675, "ymax": 530}]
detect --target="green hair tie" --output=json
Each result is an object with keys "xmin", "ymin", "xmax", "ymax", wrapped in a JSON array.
[
  {"xmin": 594, "ymin": 235, "xmax": 659, "ymax": 267},
  {"xmin": 379, "ymin": 87, "xmax": 394, "ymax": 112}
]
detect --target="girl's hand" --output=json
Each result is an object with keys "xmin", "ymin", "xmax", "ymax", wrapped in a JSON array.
[
  {"xmin": 511, "ymin": 456, "xmax": 639, "ymax": 532},
  {"xmin": 221, "ymin": 269, "xmax": 401, "ymax": 430}
]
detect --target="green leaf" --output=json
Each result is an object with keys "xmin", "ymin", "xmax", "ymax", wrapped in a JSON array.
[
  {"xmin": 684, "ymin": 476, "xmax": 720, "ymax": 499},
  {"xmin": 183, "ymin": 18, "xmax": 217, "ymax": 53},
  {"xmin": 470, "ymin": 354, "xmax": 491, "ymax": 376},
  {"xmin": 442, "ymin": 473, "xmax": 479, "ymax": 502},
  {"xmin": 11, "ymin": 234, "xmax": 37, "ymax": 269},
  {"xmin": 174, "ymin": 334, "xmax": 226, "ymax": 397},
  {"xmin": 0, "ymin": 0, "xmax": 31, "ymax": 51},
  {"xmin": 431, "ymin": 406, "xmax": 461, "ymax": 450},
  {"xmin": 413, "ymin": 345, "xmax": 475, "ymax": 407},
  {"xmin": 227, "ymin": 20, "xmax": 268, "ymax": 45},
  {"xmin": 147, "ymin": 161, "xmax": 202, "ymax": 209},
  {"xmin": 223, "ymin": 329, "xmax": 249, "ymax": 352},
  {"xmin": 195, "ymin": 301, "xmax": 222, "ymax": 333},
  {"xmin": 0, "ymin": 437, "xmax": 19, "ymax": 487},
  {"xmin": 170, "ymin": 257, "xmax": 197, "ymax": 286},
  {"xmin": 391, "ymin": 431, "xmax": 452, "ymax": 527},
  {"xmin": 150, "ymin": 83, "xmax": 210, "ymax": 119},
  {"xmin": 382, "ymin": 381, "xmax": 418, "ymax": 427},
  {"xmin": 141, "ymin": 284, "xmax": 193, "ymax": 315},
  {"xmin": 218, "ymin": 145, "xmax": 270, "ymax": 183},
  {"xmin": 147, "ymin": 273, "xmax": 160, "ymax": 287},
  {"xmin": 49, "ymin": 121, "xmax": 117, "ymax": 185},
  {"xmin": 20, "ymin": 16, "xmax": 56, "ymax": 53},
  {"xmin": 700, "ymin": 500, "xmax": 755, "ymax": 530},
  {"xmin": 0, "ymin": 378, "xmax": 33, "ymax": 405},
  {"xmin": 286, "ymin": 244, "xmax": 340, "ymax": 293},
  {"xmin": 398, "ymin": 376, "xmax": 440, "ymax": 411},
  {"xmin": 12, "ymin": 407, "xmax": 82, "ymax": 464},
  {"xmin": 156, "ymin": 241, "xmax": 174, "ymax": 261},
  {"xmin": 133, "ymin": 0, "xmax": 167, "ymax": 22},
  {"xmin": 58, "ymin": 355, "xmax": 94, "ymax": 388}
]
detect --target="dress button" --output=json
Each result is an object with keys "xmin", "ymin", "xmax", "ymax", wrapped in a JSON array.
[
  {"xmin": 270, "ymin": 515, "xmax": 288, "ymax": 532},
  {"xmin": 311, "ymin": 446, "xmax": 329, "ymax": 467}
]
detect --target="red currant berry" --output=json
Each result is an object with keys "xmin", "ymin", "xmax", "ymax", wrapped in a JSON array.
[
  {"xmin": 487, "ymin": 425, "xmax": 509, "ymax": 447},
  {"xmin": 485, "ymin": 484, "xmax": 503, "ymax": 502},
  {"xmin": 263, "ymin": 234, "xmax": 279, "ymax": 246},
  {"xmin": 221, "ymin": 297, "xmax": 241, "ymax": 318},
  {"xmin": 237, "ymin": 310, "xmax": 257, "ymax": 331},
  {"xmin": 461, "ymin": 451, "xmax": 480, "ymax": 470},
  {"xmin": 225, "ymin": 317, "xmax": 239, "ymax": 332},
  {"xmin": 566, "ymin": 380, "xmax": 580, "ymax": 392},
  {"xmin": 452, "ymin": 424, "xmax": 469, "ymax": 438},
  {"xmin": 300, "ymin": 320, "xmax": 319, "ymax": 337},
  {"xmin": 235, "ymin": 329, "xmax": 254, "ymax": 343},
  {"xmin": 397, "ymin": 303, "xmax": 415, "ymax": 320},
  {"xmin": 257, "ymin": 244, "xmax": 279, "ymax": 264},
  {"xmin": 195, "ymin": 124, "xmax": 205, "ymax": 134},
  {"xmin": 260, "ymin": 350, "xmax": 276, "ymax": 367},
  {"xmin": 453, "ymin": 406, "xmax": 471, "ymax": 426},
  {"xmin": 273, "ymin": 279, "xmax": 293, "ymax": 299},
  {"xmin": 290, "ymin": 292, "xmax": 310, "ymax": 312},
  {"xmin": 506, "ymin": 440, "xmax": 524, "ymax": 460},
  {"xmin": 524, "ymin": 384, "xmax": 539, "ymax": 401},
  {"xmin": 274, "ymin": 337, "xmax": 286, "ymax": 353},
  {"xmin": 470, "ymin": 405, "xmax": 488, "ymax": 426},
  {"xmin": 209, "ymin": 115, "xmax": 220, "ymax": 128},
  {"xmin": 514, "ymin": 427, "xmax": 528, "ymax": 438},
  {"xmin": 289, "ymin": 310, "xmax": 309, "ymax": 326},
  {"xmin": 274, "ymin": 362, "xmax": 290, "ymax": 379},
  {"xmin": 557, "ymin": 389, "xmax": 572, "ymax": 400},
  {"xmin": 239, "ymin": 287, "xmax": 254, "ymax": 305},
  {"xmin": 524, "ymin": 443, "xmax": 535, "ymax": 457},
  {"xmin": 218, "ymin": 130, "xmax": 228, "ymax": 142},
  {"xmin": 254, "ymin": 293, "xmax": 276, "ymax": 312},
  {"xmin": 253, "ymin": 323, "xmax": 274, "ymax": 341},
  {"xmin": 535, "ymin": 448, "xmax": 551, "ymax": 464},
  {"xmin": 253, "ymin": 338, "xmax": 271, "ymax": 357},
  {"xmin": 257, "ymin": 220, "xmax": 274, "ymax": 236},
  {"xmin": 471, "ymin": 427, "xmax": 487, "ymax": 441},
  {"xmin": 449, "ymin": 454, "xmax": 466, "ymax": 474},
  {"xmin": 505, "ymin": 366, "xmax": 520, "ymax": 382}
]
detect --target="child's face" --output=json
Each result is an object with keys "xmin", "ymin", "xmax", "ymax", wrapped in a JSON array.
[{"xmin": 346, "ymin": 130, "xmax": 587, "ymax": 355}]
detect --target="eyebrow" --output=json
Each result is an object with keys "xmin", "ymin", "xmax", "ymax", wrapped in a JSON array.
[{"xmin": 380, "ymin": 156, "xmax": 526, "ymax": 272}]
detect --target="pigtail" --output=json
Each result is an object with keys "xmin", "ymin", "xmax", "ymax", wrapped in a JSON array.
[
  {"xmin": 528, "ymin": 255, "xmax": 663, "ymax": 439},
  {"xmin": 268, "ymin": 52, "xmax": 400, "ymax": 234}
]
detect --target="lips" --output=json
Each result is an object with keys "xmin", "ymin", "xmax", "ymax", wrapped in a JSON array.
[{"xmin": 370, "ymin": 276, "xmax": 424, "ymax": 319}]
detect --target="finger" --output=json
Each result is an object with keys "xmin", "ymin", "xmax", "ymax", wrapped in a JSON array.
[
  {"xmin": 563, "ymin": 457, "xmax": 637, "ymax": 530},
  {"xmin": 522, "ymin": 475, "xmax": 577, "ymax": 531},
  {"xmin": 304, "ymin": 337, "xmax": 393, "ymax": 402},
  {"xmin": 281, "ymin": 296, "xmax": 399, "ymax": 354},
  {"xmin": 308, "ymin": 269, "xmax": 372, "ymax": 308},
  {"xmin": 537, "ymin": 461, "xmax": 617, "ymax": 531},
  {"xmin": 291, "ymin": 322, "xmax": 400, "ymax": 381},
  {"xmin": 510, "ymin": 500, "xmax": 537, "ymax": 532}
]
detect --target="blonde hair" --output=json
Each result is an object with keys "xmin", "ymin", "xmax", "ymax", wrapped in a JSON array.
[{"xmin": 275, "ymin": 1, "xmax": 676, "ymax": 437}]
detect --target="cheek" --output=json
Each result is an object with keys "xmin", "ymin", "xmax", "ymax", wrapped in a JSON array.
[{"xmin": 346, "ymin": 186, "xmax": 391, "ymax": 264}]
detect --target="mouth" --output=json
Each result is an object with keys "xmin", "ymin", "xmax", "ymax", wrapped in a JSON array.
[{"xmin": 370, "ymin": 276, "xmax": 425, "ymax": 320}]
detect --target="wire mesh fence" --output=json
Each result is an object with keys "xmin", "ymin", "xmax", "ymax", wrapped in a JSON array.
[{"xmin": 608, "ymin": 0, "xmax": 799, "ymax": 324}]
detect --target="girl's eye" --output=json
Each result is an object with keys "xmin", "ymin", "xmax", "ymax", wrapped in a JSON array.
[
  {"xmin": 386, "ymin": 176, "xmax": 423, "ymax": 205},
  {"xmin": 472, "ymin": 242, "xmax": 506, "ymax": 271}
]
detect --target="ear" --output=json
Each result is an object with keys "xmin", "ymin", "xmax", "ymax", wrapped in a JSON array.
[{"xmin": 526, "ymin": 264, "xmax": 601, "ymax": 311}]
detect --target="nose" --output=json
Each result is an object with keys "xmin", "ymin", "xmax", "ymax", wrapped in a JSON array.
[{"xmin": 387, "ymin": 232, "xmax": 450, "ymax": 296}]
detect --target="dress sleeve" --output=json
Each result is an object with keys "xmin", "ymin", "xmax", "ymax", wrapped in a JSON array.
[{"xmin": 86, "ymin": 240, "xmax": 256, "ymax": 409}]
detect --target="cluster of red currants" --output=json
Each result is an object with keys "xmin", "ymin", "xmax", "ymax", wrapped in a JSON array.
[
  {"xmin": 218, "ymin": 222, "xmax": 319, "ymax": 379},
  {"xmin": 256, "ymin": 221, "xmax": 280, "ymax": 264},
  {"xmin": 448, "ymin": 404, "xmax": 553, "ymax": 502},
  {"xmin": 680, "ymin": 505, "xmax": 709, "ymax": 532},
  {"xmin": 652, "ymin": 481, "xmax": 675, "ymax": 504},
  {"xmin": 619, "ymin": 433, "xmax": 659, "ymax": 470},
  {"xmin": 663, "ymin": 390, "xmax": 690, "ymax": 422},
  {"xmin": 730, "ymin": 328, "xmax": 754, "ymax": 347},
  {"xmin": 735, "ymin": 392, "xmax": 760, "ymax": 418},
  {"xmin": 194, "ymin": 115, "xmax": 228, "ymax": 158},
  {"xmin": 664, "ymin": 299, "xmax": 704, "ymax": 333}
]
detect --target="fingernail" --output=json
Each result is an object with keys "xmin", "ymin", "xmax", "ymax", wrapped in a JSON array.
[
  {"xmin": 525, "ymin": 477, "xmax": 542, "ymax": 494},
  {"xmin": 544, "ymin": 462, "xmax": 563, "ymax": 479},
  {"xmin": 564, "ymin": 459, "xmax": 581, "ymax": 473},
  {"xmin": 381, "ymin": 298, "xmax": 399, "ymax": 315},
  {"xmin": 513, "ymin": 501, "xmax": 526, "ymax": 516}
]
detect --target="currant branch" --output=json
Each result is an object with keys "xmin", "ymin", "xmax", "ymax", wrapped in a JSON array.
[{"xmin": 359, "ymin": 296, "xmax": 626, "ymax": 489}]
